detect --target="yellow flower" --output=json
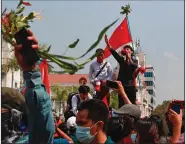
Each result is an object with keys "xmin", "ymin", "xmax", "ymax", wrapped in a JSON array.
[{"xmin": 33, "ymin": 11, "xmax": 43, "ymax": 20}]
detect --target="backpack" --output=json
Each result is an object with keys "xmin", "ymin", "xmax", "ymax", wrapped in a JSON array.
[
  {"xmin": 66, "ymin": 92, "xmax": 81, "ymax": 112},
  {"xmin": 64, "ymin": 92, "xmax": 80, "ymax": 121}
]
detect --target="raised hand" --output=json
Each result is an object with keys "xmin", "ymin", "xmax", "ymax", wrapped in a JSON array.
[
  {"xmin": 104, "ymin": 34, "xmax": 111, "ymax": 49},
  {"xmin": 168, "ymin": 109, "xmax": 182, "ymax": 126},
  {"xmin": 113, "ymin": 81, "xmax": 125, "ymax": 95},
  {"xmin": 14, "ymin": 29, "xmax": 39, "ymax": 71}
]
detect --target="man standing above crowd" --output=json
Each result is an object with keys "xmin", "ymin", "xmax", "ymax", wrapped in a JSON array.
[
  {"xmin": 89, "ymin": 48, "xmax": 113, "ymax": 106},
  {"xmin": 104, "ymin": 35, "xmax": 145, "ymax": 107}
]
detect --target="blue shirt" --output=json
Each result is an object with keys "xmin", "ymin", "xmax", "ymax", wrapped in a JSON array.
[{"xmin": 23, "ymin": 67, "xmax": 55, "ymax": 144}]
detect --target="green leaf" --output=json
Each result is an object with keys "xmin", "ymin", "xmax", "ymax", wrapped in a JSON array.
[
  {"xmin": 51, "ymin": 70, "xmax": 75, "ymax": 74},
  {"xmin": 26, "ymin": 12, "xmax": 34, "ymax": 20},
  {"xmin": 9, "ymin": 12, "xmax": 16, "ymax": 23},
  {"xmin": 16, "ymin": 15, "xmax": 23, "ymax": 22},
  {"xmin": 38, "ymin": 51, "xmax": 78, "ymax": 71},
  {"xmin": 51, "ymin": 19, "xmax": 118, "ymax": 61},
  {"xmin": 11, "ymin": 23, "xmax": 15, "ymax": 34},
  {"xmin": 46, "ymin": 45, "xmax": 51, "ymax": 53},
  {"xmin": 68, "ymin": 39, "xmax": 79, "ymax": 48},
  {"xmin": 16, "ymin": 6, "xmax": 25, "ymax": 14},
  {"xmin": 77, "ymin": 18, "xmax": 119, "ymax": 59},
  {"xmin": 17, "ymin": 0, "xmax": 23, "ymax": 8},
  {"xmin": 77, "ymin": 53, "xmax": 97, "ymax": 66},
  {"xmin": 16, "ymin": 22, "xmax": 28, "ymax": 29},
  {"xmin": 48, "ymin": 54, "xmax": 77, "ymax": 60}
]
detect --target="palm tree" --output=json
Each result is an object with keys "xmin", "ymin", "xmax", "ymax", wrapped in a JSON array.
[
  {"xmin": 110, "ymin": 91, "xmax": 118, "ymax": 109},
  {"xmin": 51, "ymin": 85, "xmax": 68, "ymax": 114},
  {"xmin": 2, "ymin": 56, "xmax": 20, "ymax": 88}
]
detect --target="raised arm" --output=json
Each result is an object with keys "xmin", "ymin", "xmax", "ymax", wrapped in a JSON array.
[
  {"xmin": 14, "ymin": 29, "xmax": 54, "ymax": 144},
  {"xmin": 105, "ymin": 34, "xmax": 122, "ymax": 63}
]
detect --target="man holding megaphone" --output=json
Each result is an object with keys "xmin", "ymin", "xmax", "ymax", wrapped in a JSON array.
[{"xmin": 104, "ymin": 35, "xmax": 146, "ymax": 108}]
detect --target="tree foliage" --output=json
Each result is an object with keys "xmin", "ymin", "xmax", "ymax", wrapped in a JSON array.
[
  {"xmin": 151, "ymin": 100, "xmax": 171, "ymax": 136},
  {"xmin": 2, "ymin": 56, "xmax": 20, "ymax": 73},
  {"xmin": 110, "ymin": 91, "xmax": 118, "ymax": 109}
]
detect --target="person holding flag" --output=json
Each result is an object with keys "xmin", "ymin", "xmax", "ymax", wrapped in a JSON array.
[{"xmin": 104, "ymin": 34, "xmax": 145, "ymax": 107}]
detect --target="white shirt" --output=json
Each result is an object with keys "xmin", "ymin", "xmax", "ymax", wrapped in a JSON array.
[
  {"xmin": 89, "ymin": 60, "xmax": 113, "ymax": 82},
  {"xmin": 71, "ymin": 93, "xmax": 92, "ymax": 115}
]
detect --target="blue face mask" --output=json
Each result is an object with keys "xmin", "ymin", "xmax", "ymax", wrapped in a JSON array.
[
  {"xmin": 131, "ymin": 133, "xmax": 137, "ymax": 143},
  {"xmin": 76, "ymin": 123, "xmax": 98, "ymax": 144}
]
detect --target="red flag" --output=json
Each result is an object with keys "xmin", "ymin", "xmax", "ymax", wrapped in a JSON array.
[
  {"xmin": 39, "ymin": 59, "xmax": 51, "ymax": 95},
  {"xmin": 104, "ymin": 18, "xmax": 132, "ymax": 58}
]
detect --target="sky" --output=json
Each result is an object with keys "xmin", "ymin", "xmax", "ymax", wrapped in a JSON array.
[{"xmin": 2, "ymin": 1, "xmax": 184, "ymax": 105}]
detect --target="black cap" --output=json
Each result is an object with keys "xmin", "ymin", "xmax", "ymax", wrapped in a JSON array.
[
  {"xmin": 113, "ymin": 104, "xmax": 141, "ymax": 119},
  {"xmin": 123, "ymin": 45, "xmax": 134, "ymax": 53}
]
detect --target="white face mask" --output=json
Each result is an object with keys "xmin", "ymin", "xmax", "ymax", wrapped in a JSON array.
[{"xmin": 76, "ymin": 122, "xmax": 98, "ymax": 144}]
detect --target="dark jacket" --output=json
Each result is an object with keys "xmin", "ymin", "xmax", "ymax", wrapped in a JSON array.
[{"xmin": 110, "ymin": 48, "xmax": 138, "ymax": 86}]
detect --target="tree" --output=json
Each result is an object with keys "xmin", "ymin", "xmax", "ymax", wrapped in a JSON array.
[
  {"xmin": 2, "ymin": 56, "xmax": 20, "ymax": 88},
  {"xmin": 51, "ymin": 85, "xmax": 68, "ymax": 114},
  {"xmin": 151, "ymin": 100, "xmax": 171, "ymax": 136},
  {"xmin": 110, "ymin": 91, "xmax": 118, "ymax": 109}
]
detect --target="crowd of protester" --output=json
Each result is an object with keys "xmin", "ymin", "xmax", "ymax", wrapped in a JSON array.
[{"xmin": 1, "ymin": 30, "xmax": 185, "ymax": 144}]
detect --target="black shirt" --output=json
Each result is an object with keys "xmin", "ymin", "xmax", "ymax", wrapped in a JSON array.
[{"xmin": 110, "ymin": 48, "xmax": 138, "ymax": 86}]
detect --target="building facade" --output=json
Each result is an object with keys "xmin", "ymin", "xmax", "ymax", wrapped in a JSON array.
[
  {"xmin": 135, "ymin": 40, "xmax": 155, "ymax": 116},
  {"xmin": 2, "ymin": 39, "xmax": 21, "ymax": 89},
  {"xmin": 144, "ymin": 65, "xmax": 156, "ymax": 110}
]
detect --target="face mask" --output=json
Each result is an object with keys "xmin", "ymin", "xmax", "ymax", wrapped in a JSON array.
[
  {"xmin": 131, "ymin": 133, "xmax": 137, "ymax": 143},
  {"xmin": 76, "ymin": 122, "xmax": 98, "ymax": 144}
]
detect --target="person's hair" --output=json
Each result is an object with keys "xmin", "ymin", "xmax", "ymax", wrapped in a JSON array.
[
  {"xmin": 95, "ymin": 48, "xmax": 104, "ymax": 55},
  {"xmin": 79, "ymin": 77, "xmax": 87, "ymax": 85},
  {"xmin": 135, "ymin": 119, "xmax": 159, "ymax": 144},
  {"xmin": 123, "ymin": 45, "xmax": 133, "ymax": 51},
  {"xmin": 149, "ymin": 115, "xmax": 164, "ymax": 136},
  {"xmin": 107, "ymin": 116, "xmax": 133, "ymax": 143},
  {"xmin": 78, "ymin": 85, "xmax": 90, "ymax": 94},
  {"xmin": 77, "ymin": 99, "xmax": 109, "ymax": 132},
  {"xmin": 58, "ymin": 123, "xmax": 69, "ymax": 135}
]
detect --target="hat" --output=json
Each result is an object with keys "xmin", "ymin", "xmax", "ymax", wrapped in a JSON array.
[
  {"xmin": 66, "ymin": 116, "xmax": 77, "ymax": 129},
  {"xmin": 2, "ymin": 87, "xmax": 26, "ymax": 112},
  {"xmin": 113, "ymin": 104, "xmax": 141, "ymax": 119},
  {"xmin": 123, "ymin": 45, "xmax": 134, "ymax": 53}
]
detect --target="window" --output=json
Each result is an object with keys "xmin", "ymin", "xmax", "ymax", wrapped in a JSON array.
[
  {"xmin": 154, "ymin": 101, "xmax": 156, "ymax": 105},
  {"xmin": 144, "ymin": 72, "xmax": 153, "ymax": 77},
  {"xmin": 151, "ymin": 98, "xmax": 153, "ymax": 104},
  {"xmin": 15, "ymin": 82, "xmax": 17, "ymax": 88},
  {"xmin": 145, "ymin": 81, "xmax": 153, "ymax": 86},
  {"xmin": 148, "ymin": 90, "xmax": 153, "ymax": 95}
]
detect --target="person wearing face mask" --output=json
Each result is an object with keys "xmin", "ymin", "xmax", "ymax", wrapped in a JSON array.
[
  {"xmin": 75, "ymin": 99, "xmax": 114, "ymax": 144},
  {"xmin": 89, "ymin": 48, "xmax": 113, "ymax": 107}
]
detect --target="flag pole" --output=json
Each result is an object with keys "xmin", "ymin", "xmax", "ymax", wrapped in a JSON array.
[{"xmin": 121, "ymin": 5, "xmax": 142, "ymax": 90}]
